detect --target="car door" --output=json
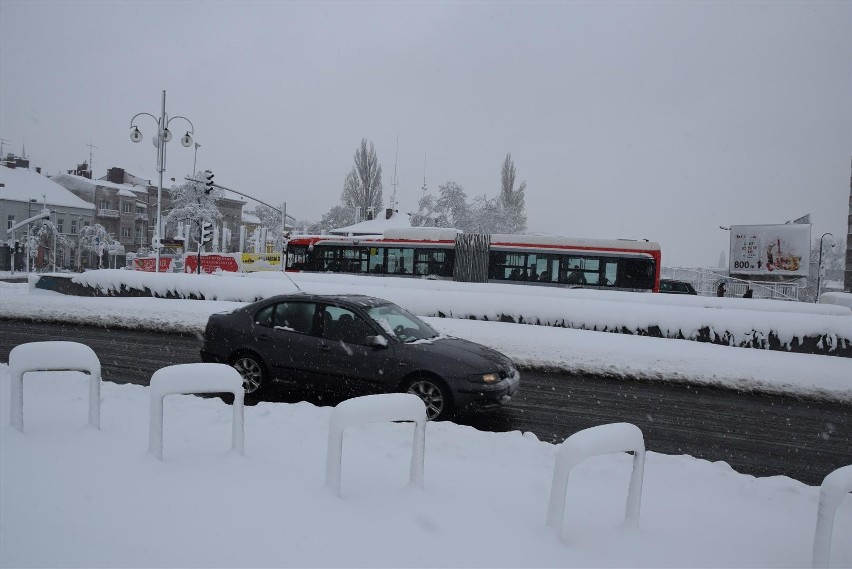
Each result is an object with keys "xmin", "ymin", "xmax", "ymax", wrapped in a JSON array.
[
  {"xmin": 252, "ymin": 300, "xmax": 323, "ymax": 385},
  {"xmin": 313, "ymin": 304, "xmax": 398, "ymax": 396}
]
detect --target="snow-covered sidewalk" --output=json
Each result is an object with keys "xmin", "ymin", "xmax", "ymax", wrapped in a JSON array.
[{"xmin": 1, "ymin": 368, "xmax": 848, "ymax": 567}]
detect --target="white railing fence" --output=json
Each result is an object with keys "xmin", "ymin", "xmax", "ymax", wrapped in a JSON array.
[{"xmin": 662, "ymin": 266, "xmax": 804, "ymax": 301}]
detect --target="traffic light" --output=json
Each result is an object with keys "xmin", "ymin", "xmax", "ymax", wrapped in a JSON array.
[
  {"xmin": 201, "ymin": 221, "xmax": 213, "ymax": 244},
  {"xmin": 204, "ymin": 170, "xmax": 214, "ymax": 194}
]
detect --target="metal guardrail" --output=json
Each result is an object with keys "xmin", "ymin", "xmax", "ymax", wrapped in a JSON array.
[{"xmin": 661, "ymin": 267, "xmax": 804, "ymax": 301}]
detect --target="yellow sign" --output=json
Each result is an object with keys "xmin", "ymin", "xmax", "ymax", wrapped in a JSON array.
[{"xmin": 241, "ymin": 253, "xmax": 281, "ymax": 272}]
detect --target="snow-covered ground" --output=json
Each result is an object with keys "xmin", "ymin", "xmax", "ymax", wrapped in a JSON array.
[
  {"xmin": 1, "ymin": 368, "xmax": 850, "ymax": 567},
  {"xmin": 1, "ymin": 276, "xmax": 850, "ymax": 401},
  {"xmin": 2, "ymin": 273, "xmax": 851, "ymax": 567}
]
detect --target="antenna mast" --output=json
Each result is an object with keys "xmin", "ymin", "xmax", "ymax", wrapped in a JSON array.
[
  {"xmin": 86, "ymin": 142, "xmax": 98, "ymax": 174},
  {"xmin": 422, "ymin": 151, "xmax": 427, "ymax": 192},
  {"xmin": 391, "ymin": 136, "xmax": 399, "ymax": 210}
]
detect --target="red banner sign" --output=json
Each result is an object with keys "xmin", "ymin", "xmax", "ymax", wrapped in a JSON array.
[{"xmin": 183, "ymin": 254, "xmax": 240, "ymax": 274}]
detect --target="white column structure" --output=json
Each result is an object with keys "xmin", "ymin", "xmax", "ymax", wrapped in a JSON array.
[
  {"xmin": 546, "ymin": 423, "xmax": 646, "ymax": 539},
  {"xmin": 9, "ymin": 341, "xmax": 101, "ymax": 432},
  {"xmin": 148, "ymin": 363, "xmax": 245, "ymax": 461},
  {"xmin": 812, "ymin": 464, "xmax": 852, "ymax": 568},
  {"xmin": 325, "ymin": 393, "xmax": 427, "ymax": 498}
]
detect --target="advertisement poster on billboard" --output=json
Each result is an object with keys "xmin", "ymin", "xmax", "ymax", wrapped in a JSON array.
[{"xmin": 729, "ymin": 224, "xmax": 811, "ymax": 277}]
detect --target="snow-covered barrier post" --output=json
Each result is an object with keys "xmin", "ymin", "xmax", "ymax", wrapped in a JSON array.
[
  {"xmin": 148, "ymin": 363, "xmax": 245, "ymax": 461},
  {"xmin": 325, "ymin": 394, "xmax": 427, "ymax": 498},
  {"xmin": 9, "ymin": 341, "xmax": 101, "ymax": 432},
  {"xmin": 812, "ymin": 464, "xmax": 852, "ymax": 568},
  {"xmin": 546, "ymin": 423, "xmax": 645, "ymax": 538}
]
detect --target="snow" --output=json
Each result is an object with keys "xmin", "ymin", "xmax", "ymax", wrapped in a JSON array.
[
  {"xmin": 2, "ymin": 271, "xmax": 852, "ymax": 566},
  {"xmin": 330, "ymin": 210, "xmax": 412, "ymax": 235},
  {"xmin": 50, "ymin": 171, "xmax": 149, "ymax": 197},
  {"xmin": 326, "ymin": 393, "xmax": 427, "ymax": 496},
  {"xmin": 821, "ymin": 291, "xmax": 852, "ymax": 309},
  {"xmin": 0, "ymin": 165, "xmax": 95, "ymax": 209},
  {"xmin": 1, "ymin": 368, "xmax": 850, "ymax": 567},
  {"xmin": 813, "ymin": 465, "xmax": 852, "ymax": 567},
  {"xmin": 1, "ymin": 275, "xmax": 851, "ymax": 401},
  {"xmin": 241, "ymin": 211, "xmax": 261, "ymax": 224},
  {"xmin": 148, "ymin": 363, "xmax": 245, "ymax": 460},
  {"xmin": 8, "ymin": 341, "xmax": 101, "ymax": 431},
  {"xmin": 546, "ymin": 423, "xmax": 646, "ymax": 533},
  {"xmin": 27, "ymin": 269, "xmax": 852, "ymax": 353}
]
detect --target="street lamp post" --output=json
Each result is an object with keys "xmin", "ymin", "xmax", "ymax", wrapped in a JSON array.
[
  {"xmin": 25, "ymin": 198, "xmax": 37, "ymax": 272},
  {"xmin": 193, "ymin": 142, "xmax": 201, "ymax": 175},
  {"xmin": 129, "ymin": 90, "xmax": 195, "ymax": 273},
  {"xmin": 816, "ymin": 232, "xmax": 835, "ymax": 303}
]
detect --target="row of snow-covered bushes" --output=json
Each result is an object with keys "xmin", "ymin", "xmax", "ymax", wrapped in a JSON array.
[{"xmin": 32, "ymin": 271, "xmax": 852, "ymax": 357}]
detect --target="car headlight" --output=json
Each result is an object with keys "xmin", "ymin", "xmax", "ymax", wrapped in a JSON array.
[{"xmin": 468, "ymin": 372, "xmax": 500, "ymax": 384}]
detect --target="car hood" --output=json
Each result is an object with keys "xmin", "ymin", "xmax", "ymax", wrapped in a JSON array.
[{"xmin": 405, "ymin": 336, "xmax": 514, "ymax": 374}]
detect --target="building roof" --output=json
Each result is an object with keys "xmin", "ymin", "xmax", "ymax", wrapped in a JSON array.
[
  {"xmin": 330, "ymin": 211, "xmax": 411, "ymax": 236},
  {"xmin": 242, "ymin": 212, "xmax": 261, "ymax": 224},
  {"xmin": 0, "ymin": 166, "xmax": 95, "ymax": 210},
  {"xmin": 51, "ymin": 172, "xmax": 149, "ymax": 199}
]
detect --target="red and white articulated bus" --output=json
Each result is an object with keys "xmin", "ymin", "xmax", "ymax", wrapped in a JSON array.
[{"xmin": 285, "ymin": 228, "xmax": 662, "ymax": 292}]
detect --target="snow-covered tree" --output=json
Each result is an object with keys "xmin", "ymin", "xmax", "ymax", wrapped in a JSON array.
[
  {"xmin": 162, "ymin": 173, "xmax": 223, "ymax": 250},
  {"xmin": 252, "ymin": 204, "xmax": 291, "ymax": 250},
  {"xmin": 413, "ymin": 181, "xmax": 466, "ymax": 228},
  {"xmin": 342, "ymin": 139, "xmax": 383, "ymax": 219},
  {"xmin": 498, "ymin": 153, "xmax": 527, "ymax": 233},
  {"xmin": 307, "ymin": 205, "xmax": 354, "ymax": 234},
  {"xmin": 25, "ymin": 217, "xmax": 73, "ymax": 270},
  {"xmin": 76, "ymin": 223, "xmax": 112, "ymax": 269}
]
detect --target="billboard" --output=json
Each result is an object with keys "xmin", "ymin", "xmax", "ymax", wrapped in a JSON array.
[{"xmin": 729, "ymin": 224, "xmax": 811, "ymax": 277}]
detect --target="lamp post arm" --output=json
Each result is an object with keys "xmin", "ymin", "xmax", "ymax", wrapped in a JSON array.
[
  {"xmin": 167, "ymin": 115, "xmax": 195, "ymax": 133},
  {"xmin": 129, "ymin": 112, "xmax": 158, "ymax": 128}
]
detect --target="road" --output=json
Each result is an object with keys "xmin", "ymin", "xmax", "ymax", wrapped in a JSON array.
[{"xmin": 1, "ymin": 319, "xmax": 849, "ymax": 486}]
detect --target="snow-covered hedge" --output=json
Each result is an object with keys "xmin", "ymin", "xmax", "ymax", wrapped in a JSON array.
[
  {"xmin": 32, "ymin": 271, "xmax": 852, "ymax": 357},
  {"xmin": 821, "ymin": 292, "xmax": 852, "ymax": 310}
]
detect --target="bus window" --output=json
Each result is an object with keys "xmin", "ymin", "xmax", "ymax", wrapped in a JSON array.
[
  {"xmin": 535, "ymin": 255, "xmax": 558, "ymax": 282},
  {"xmin": 489, "ymin": 252, "xmax": 527, "ymax": 281},
  {"xmin": 414, "ymin": 249, "xmax": 452, "ymax": 277},
  {"xmin": 286, "ymin": 245, "xmax": 310, "ymax": 271},
  {"xmin": 618, "ymin": 258, "xmax": 655, "ymax": 290},
  {"xmin": 369, "ymin": 247, "xmax": 384, "ymax": 273},
  {"xmin": 604, "ymin": 261, "xmax": 618, "ymax": 286},
  {"xmin": 386, "ymin": 248, "xmax": 414, "ymax": 275},
  {"xmin": 583, "ymin": 258, "xmax": 600, "ymax": 285},
  {"xmin": 341, "ymin": 247, "xmax": 368, "ymax": 273},
  {"xmin": 314, "ymin": 247, "xmax": 339, "ymax": 271}
]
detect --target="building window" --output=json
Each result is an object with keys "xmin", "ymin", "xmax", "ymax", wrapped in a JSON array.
[
  {"xmin": 100, "ymin": 200, "xmax": 109, "ymax": 210},
  {"xmin": 71, "ymin": 220, "xmax": 78, "ymax": 235},
  {"xmin": 57, "ymin": 218, "xmax": 64, "ymax": 234},
  {"xmin": 122, "ymin": 227, "xmax": 131, "ymax": 238},
  {"xmin": 123, "ymin": 202, "xmax": 133, "ymax": 213},
  {"xmin": 7, "ymin": 215, "xmax": 14, "ymax": 230},
  {"xmin": 136, "ymin": 206, "xmax": 145, "ymax": 215}
]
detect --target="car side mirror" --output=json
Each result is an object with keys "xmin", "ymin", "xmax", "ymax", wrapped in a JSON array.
[{"xmin": 366, "ymin": 335, "xmax": 388, "ymax": 349}]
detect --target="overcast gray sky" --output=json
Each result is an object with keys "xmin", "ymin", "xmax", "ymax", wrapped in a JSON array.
[{"xmin": 2, "ymin": 0, "xmax": 849, "ymax": 267}]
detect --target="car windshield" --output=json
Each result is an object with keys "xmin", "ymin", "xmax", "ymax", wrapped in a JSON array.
[{"xmin": 366, "ymin": 303, "xmax": 439, "ymax": 343}]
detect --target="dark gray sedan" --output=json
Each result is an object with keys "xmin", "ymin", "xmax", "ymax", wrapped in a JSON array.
[{"xmin": 200, "ymin": 293, "xmax": 520, "ymax": 420}]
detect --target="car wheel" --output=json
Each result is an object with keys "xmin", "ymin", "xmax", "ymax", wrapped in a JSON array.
[
  {"xmin": 230, "ymin": 352, "xmax": 267, "ymax": 395},
  {"xmin": 404, "ymin": 376, "xmax": 453, "ymax": 421}
]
